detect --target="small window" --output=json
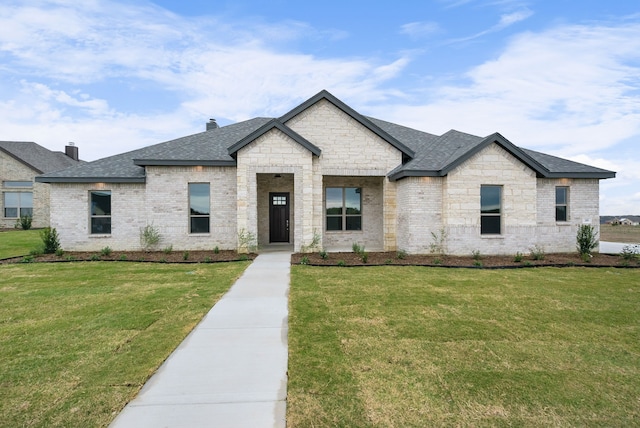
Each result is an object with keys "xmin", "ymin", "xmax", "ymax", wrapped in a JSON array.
[
  {"xmin": 556, "ymin": 187, "xmax": 568, "ymax": 222},
  {"xmin": 90, "ymin": 191, "xmax": 111, "ymax": 234},
  {"xmin": 3, "ymin": 192, "xmax": 33, "ymax": 218},
  {"xmin": 325, "ymin": 187, "xmax": 362, "ymax": 231},
  {"xmin": 3, "ymin": 181, "xmax": 33, "ymax": 188},
  {"xmin": 189, "ymin": 183, "xmax": 210, "ymax": 234},
  {"xmin": 481, "ymin": 185, "xmax": 502, "ymax": 235}
]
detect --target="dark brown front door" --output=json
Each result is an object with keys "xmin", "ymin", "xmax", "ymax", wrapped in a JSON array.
[{"xmin": 269, "ymin": 192, "xmax": 290, "ymax": 243}]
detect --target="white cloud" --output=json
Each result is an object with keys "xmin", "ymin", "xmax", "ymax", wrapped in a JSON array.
[{"xmin": 400, "ymin": 21, "xmax": 440, "ymax": 38}]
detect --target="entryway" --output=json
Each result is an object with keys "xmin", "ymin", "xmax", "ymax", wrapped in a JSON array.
[{"xmin": 269, "ymin": 192, "xmax": 290, "ymax": 243}]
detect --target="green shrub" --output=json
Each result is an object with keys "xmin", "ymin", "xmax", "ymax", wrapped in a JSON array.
[
  {"xmin": 473, "ymin": 260, "xmax": 483, "ymax": 267},
  {"xmin": 513, "ymin": 252, "xmax": 524, "ymax": 262},
  {"xmin": 300, "ymin": 256, "xmax": 309, "ymax": 265},
  {"xmin": 337, "ymin": 260, "xmax": 346, "ymax": 267},
  {"xmin": 163, "ymin": 245, "xmax": 173, "ymax": 254},
  {"xmin": 100, "ymin": 246, "xmax": 112, "ymax": 256},
  {"xmin": 472, "ymin": 250, "xmax": 481, "ymax": 261},
  {"xmin": 396, "ymin": 249, "xmax": 407, "ymax": 260},
  {"xmin": 21, "ymin": 255, "xmax": 34, "ymax": 263},
  {"xmin": 214, "ymin": 246, "xmax": 220, "ymax": 254},
  {"xmin": 620, "ymin": 245, "xmax": 639, "ymax": 261},
  {"xmin": 429, "ymin": 228, "xmax": 448, "ymax": 256},
  {"xmin": 139, "ymin": 224, "xmax": 161, "ymax": 252},
  {"xmin": 434, "ymin": 258, "xmax": 442, "ymax": 265},
  {"xmin": 40, "ymin": 227, "xmax": 60, "ymax": 254},
  {"xmin": 29, "ymin": 248, "xmax": 43, "ymax": 256},
  {"xmin": 352, "ymin": 242, "xmax": 364, "ymax": 254},
  {"xmin": 576, "ymin": 224, "xmax": 598, "ymax": 257},
  {"xmin": 16, "ymin": 215, "xmax": 32, "ymax": 230},
  {"xmin": 90, "ymin": 254, "xmax": 100, "ymax": 261},
  {"xmin": 361, "ymin": 252, "xmax": 368, "ymax": 263},
  {"xmin": 530, "ymin": 245, "xmax": 545, "ymax": 261},
  {"xmin": 55, "ymin": 248, "xmax": 64, "ymax": 257},
  {"xmin": 183, "ymin": 251, "xmax": 190, "ymax": 261},
  {"xmin": 384, "ymin": 259, "xmax": 392, "ymax": 265},
  {"xmin": 119, "ymin": 254, "xmax": 127, "ymax": 261},
  {"xmin": 204, "ymin": 256, "xmax": 212, "ymax": 263},
  {"xmin": 319, "ymin": 250, "xmax": 328, "ymax": 259}
]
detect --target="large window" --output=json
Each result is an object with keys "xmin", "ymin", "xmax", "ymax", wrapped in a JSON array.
[
  {"xmin": 3, "ymin": 192, "xmax": 33, "ymax": 218},
  {"xmin": 480, "ymin": 185, "xmax": 502, "ymax": 235},
  {"xmin": 189, "ymin": 183, "xmax": 210, "ymax": 234},
  {"xmin": 90, "ymin": 191, "xmax": 111, "ymax": 234},
  {"xmin": 326, "ymin": 187, "xmax": 362, "ymax": 231},
  {"xmin": 556, "ymin": 186, "xmax": 569, "ymax": 222}
]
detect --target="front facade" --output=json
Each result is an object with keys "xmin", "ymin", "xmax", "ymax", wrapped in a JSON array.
[
  {"xmin": 1, "ymin": 142, "xmax": 80, "ymax": 229},
  {"xmin": 37, "ymin": 91, "xmax": 615, "ymax": 255}
]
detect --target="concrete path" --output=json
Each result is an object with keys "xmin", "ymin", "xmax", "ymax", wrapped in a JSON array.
[
  {"xmin": 600, "ymin": 241, "xmax": 639, "ymax": 254},
  {"xmin": 110, "ymin": 251, "xmax": 291, "ymax": 428}
]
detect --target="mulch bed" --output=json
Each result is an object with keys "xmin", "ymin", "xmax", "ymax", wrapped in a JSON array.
[
  {"xmin": 0, "ymin": 250, "xmax": 256, "ymax": 264},
  {"xmin": 291, "ymin": 251, "xmax": 639, "ymax": 268}
]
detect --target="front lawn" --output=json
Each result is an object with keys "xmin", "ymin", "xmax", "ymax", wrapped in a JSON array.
[
  {"xmin": 288, "ymin": 266, "xmax": 640, "ymax": 427},
  {"xmin": 0, "ymin": 229, "xmax": 41, "ymax": 258},
  {"xmin": 0, "ymin": 261, "xmax": 249, "ymax": 427}
]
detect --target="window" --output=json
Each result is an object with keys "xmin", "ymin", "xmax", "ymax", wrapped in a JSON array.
[
  {"xmin": 189, "ymin": 183, "xmax": 210, "ymax": 233},
  {"xmin": 326, "ymin": 187, "xmax": 362, "ymax": 231},
  {"xmin": 480, "ymin": 185, "xmax": 502, "ymax": 235},
  {"xmin": 90, "ymin": 191, "xmax": 111, "ymax": 234},
  {"xmin": 3, "ymin": 192, "xmax": 33, "ymax": 218},
  {"xmin": 556, "ymin": 187, "xmax": 569, "ymax": 222}
]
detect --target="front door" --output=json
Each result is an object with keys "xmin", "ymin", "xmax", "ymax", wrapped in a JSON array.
[{"xmin": 269, "ymin": 192, "xmax": 290, "ymax": 243}]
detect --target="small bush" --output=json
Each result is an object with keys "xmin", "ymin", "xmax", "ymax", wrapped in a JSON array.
[
  {"xmin": 513, "ymin": 252, "xmax": 524, "ymax": 262},
  {"xmin": 396, "ymin": 249, "xmax": 407, "ymax": 260},
  {"xmin": 576, "ymin": 224, "xmax": 598, "ymax": 258},
  {"xmin": 119, "ymin": 254, "xmax": 127, "ymax": 261},
  {"xmin": 17, "ymin": 215, "xmax": 32, "ymax": 230},
  {"xmin": 183, "ymin": 251, "xmax": 190, "ymax": 261},
  {"xmin": 40, "ymin": 227, "xmax": 60, "ymax": 254},
  {"xmin": 159, "ymin": 258, "xmax": 167, "ymax": 263},
  {"xmin": 90, "ymin": 254, "xmax": 100, "ymax": 261},
  {"xmin": 472, "ymin": 250, "xmax": 481, "ymax": 261},
  {"xmin": 204, "ymin": 256, "xmax": 212, "ymax": 263},
  {"xmin": 319, "ymin": 250, "xmax": 328, "ymax": 259},
  {"xmin": 352, "ymin": 242, "xmax": 364, "ymax": 254},
  {"xmin": 384, "ymin": 259, "xmax": 392, "ymax": 265},
  {"xmin": 473, "ymin": 260, "xmax": 483, "ymax": 267},
  {"xmin": 21, "ymin": 255, "xmax": 35, "ymax": 263},
  {"xmin": 239, "ymin": 254, "xmax": 249, "ymax": 261},
  {"xmin": 100, "ymin": 246, "xmax": 112, "ymax": 256},
  {"xmin": 530, "ymin": 245, "xmax": 545, "ymax": 261},
  {"xmin": 361, "ymin": 252, "xmax": 368, "ymax": 263},
  {"xmin": 55, "ymin": 248, "xmax": 64, "ymax": 257},
  {"xmin": 163, "ymin": 245, "xmax": 173, "ymax": 254},
  {"xmin": 29, "ymin": 248, "xmax": 43, "ymax": 256},
  {"xmin": 337, "ymin": 260, "xmax": 346, "ymax": 267},
  {"xmin": 66, "ymin": 255, "xmax": 76, "ymax": 262},
  {"xmin": 214, "ymin": 246, "xmax": 220, "ymax": 254},
  {"xmin": 620, "ymin": 245, "xmax": 639, "ymax": 261},
  {"xmin": 300, "ymin": 256, "xmax": 309, "ymax": 265},
  {"xmin": 434, "ymin": 258, "xmax": 442, "ymax": 265},
  {"xmin": 429, "ymin": 228, "xmax": 448, "ymax": 256},
  {"xmin": 139, "ymin": 224, "xmax": 161, "ymax": 252}
]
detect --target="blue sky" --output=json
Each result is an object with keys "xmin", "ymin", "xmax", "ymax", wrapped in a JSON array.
[{"xmin": 1, "ymin": 0, "xmax": 639, "ymax": 215}]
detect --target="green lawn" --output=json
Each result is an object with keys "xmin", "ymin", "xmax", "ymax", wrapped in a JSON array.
[
  {"xmin": 0, "ymin": 229, "xmax": 41, "ymax": 258},
  {"xmin": 0, "ymin": 261, "xmax": 249, "ymax": 427},
  {"xmin": 288, "ymin": 266, "xmax": 640, "ymax": 427}
]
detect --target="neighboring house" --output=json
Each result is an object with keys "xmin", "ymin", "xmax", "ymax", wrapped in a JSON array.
[
  {"xmin": 1, "ymin": 142, "xmax": 80, "ymax": 229},
  {"xmin": 36, "ymin": 90, "xmax": 615, "ymax": 255}
]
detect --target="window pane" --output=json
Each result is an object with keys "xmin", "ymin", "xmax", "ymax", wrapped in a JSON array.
[
  {"xmin": 4, "ymin": 181, "xmax": 32, "ymax": 187},
  {"xmin": 326, "ymin": 216, "xmax": 342, "ymax": 231},
  {"xmin": 4, "ymin": 207, "xmax": 17, "ymax": 218},
  {"xmin": 20, "ymin": 208, "xmax": 33, "ymax": 217},
  {"xmin": 326, "ymin": 188, "xmax": 343, "ymax": 215},
  {"xmin": 345, "ymin": 188, "xmax": 361, "ymax": 214},
  {"xmin": 91, "ymin": 217, "xmax": 111, "ymax": 234},
  {"xmin": 346, "ymin": 216, "xmax": 362, "ymax": 231},
  {"xmin": 91, "ymin": 191, "xmax": 111, "ymax": 216},
  {"xmin": 556, "ymin": 206, "xmax": 567, "ymax": 222},
  {"xmin": 21, "ymin": 192, "xmax": 33, "ymax": 208},
  {"xmin": 481, "ymin": 186, "xmax": 501, "ymax": 214},
  {"xmin": 189, "ymin": 183, "xmax": 210, "ymax": 215},
  {"xmin": 556, "ymin": 187, "xmax": 567, "ymax": 205},
  {"xmin": 190, "ymin": 217, "xmax": 210, "ymax": 234},
  {"xmin": 4, "ymin": 192, "xmax": 18, "ymax": 207},
  {"xmin": 481, "ymin": 216, "xmax": 501, "ymax": 234}
]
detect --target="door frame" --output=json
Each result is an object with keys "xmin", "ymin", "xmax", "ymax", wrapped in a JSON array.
[{"xmin": 269, "ymin": 192, "xmax": 290, "ymax": 243}]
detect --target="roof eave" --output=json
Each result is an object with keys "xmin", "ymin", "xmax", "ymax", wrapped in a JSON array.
[
  {"xmin": 35, "ymin": 176, "xmax": 146, "ymax": 184},
  {"xmin": 227, "ymin": 119, "xmax": 321, "ymax": 157},
  {"xmin": 133, "ymin": 159, "xmax": 236, "ymax": 167},
  {"xmin": 544, "ymin": 171, "xmax": 616, "ymax": 179},
  {"xmin": 388, "ymin": 169, "xmax": 442, "ymax": 182},
  {"xmin": 0, "ymin": 146, "xmax": 44, "ymax": 174}
]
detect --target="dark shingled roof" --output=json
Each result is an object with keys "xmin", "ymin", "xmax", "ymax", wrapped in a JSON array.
[
  {"xmin": 36, "ymin": 90, "xmax": 616, "ymax": 183},
  {"xmin": 0, "ymin": 141, "xmax": 80, "ymax": 174}
]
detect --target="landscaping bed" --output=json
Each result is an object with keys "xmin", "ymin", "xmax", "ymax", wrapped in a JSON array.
[
  {"xmin": 0, "ymin": 250, "xmax": 256, "ymax": 264},
  {"xmin": 291, "ymin": 250, "xmax": 638, "ymax": 267}
]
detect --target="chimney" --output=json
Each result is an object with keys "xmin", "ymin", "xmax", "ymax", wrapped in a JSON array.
[
  {"xmin": 65, "ymin": 142, "xmax": 79, "ymax": 161},
  {"xmin": 206, "ymin": 118, "xmax": 219, "ymax": 131}
]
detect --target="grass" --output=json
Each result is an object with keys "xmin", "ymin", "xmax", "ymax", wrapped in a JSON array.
[
  {"xmin": 0, "ymin": 229, "xmax": 41, "ymax": 258},
  {"xmin": 600, "ymin": 224, "xmax": 640, "ymax": 243},
  {"xmin": 0, "ymin": 261, "xmax": 249, "ymax": 427},
  {"xmin": 288, "ymin": 266, "xmax": 640, "ymax": 427}
]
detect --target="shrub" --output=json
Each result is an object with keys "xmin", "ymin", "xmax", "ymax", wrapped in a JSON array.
[
  {"xmin": 473, "ymin": 260, "xmax": 483, "ymax": 267},
  {"xmin": 576, "ymin": 224, "xmax": 598, "ymax": 257},
  {"xmin": 40, "ymin": 227, "xmax": 61, "ymax": 254},
  {"xmin": 139, "ymin": 224, "xmax": 161, "ymax": 252},
  {"xmin": 55, "ymin": 248, "xmax": 64, "ymax": 257},
  {"xmin": 429, "ymin": 228, "xmax": 448, "ymax": 256},
  {"xmin": 239, "ymin": 254, "xmax": 249, "ymax": 261},
  {"xmin": 29, "ymin": 248, "xmax": 43, "ymax": 256},
  {"xmin": 21, "ymin": 255, "xmax": 35, "ymax": 263},
  {"xmin": 204, "ymin": 256, "xmax": 212, "ymax": 263},
  {"xmin": 319, "ymin": 250, "xmax": 328, "ymax": 260},
  {"xmin": 384, "ymin": 259, "xmax": 392, "ymax": 265},
  {"xmin": 214, "ymin": 246, "xmax": 220, "ymax": 254},
  {"xmin": 434, "ymin": 258, "xmax": 442, "ymax": 265},
  {"xmin": 16, "ymin": 215, "xmax": 32, "ymax": 230},
  {"xmin": 472, "ymin": 250, "xmax": 481, "ymax": 261},
  {"xmin": 396, "ymin": 249, "xmax": 407, "ymax": 260},
  {"xmin": 361, "ymin": 252, "xmax": 368, "ymax": 263},
  {"xmin": 119, "ymin": 254, "xmax": 128, "ymax": 261},
  {"xmin": 90, "ymin": 254, "xmax": 100, "ymax": 261},
  {"xmin": 530, "ymin": 245, "xmax": 545, "ymax": 261},
  {"xmin": 620, "ymin": 245, "xmax": 640, "ymax": 261},
  {"xmin": 100, "ymin": 246, "xmax": 112, "ymax": 256},
  {"xmin": 513, "ymin": 252, "xmax": 524, "ymax": 262},
  {"xmin": 352, "ymin": 242, "xmax": 364, "ymax": 254},
  {"xmin": 237, "ymin": 229, "xmax": 258, "ymax": 253},
  {"xmin": 183, "ymin": 251, "xmax": 190, "ymax": 261},
  {"xmin": 300, "ymin": 256, "xmax": 309, "ymax": 265},
  {"xmin": 163, "ymin": 245, "xmax": 173, "ymax": 254},
  {"xmin": 301, "ymin": 229, "xmax": 321, "ymax": 253},
  {"xmin": 337, "ymin": 260, "xmax": 346, "ymax": 267}
]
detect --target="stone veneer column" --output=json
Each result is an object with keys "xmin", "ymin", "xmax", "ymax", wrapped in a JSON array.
[
  {"xmin": 236, "ymin": 164, "xmax": 258, "ymax": 252},
  {"xmin": 382, "ymin": 178, "xmax": 397, "ymax": 251}
]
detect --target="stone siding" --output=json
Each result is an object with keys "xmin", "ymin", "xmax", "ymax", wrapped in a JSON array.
[
  {"xmin": 0, "ymin": 152, "xmax": 50, "ymax": 228},
  {"xmin": 396, "ymin": 176, "xmax": 444, "ymax": 254}
]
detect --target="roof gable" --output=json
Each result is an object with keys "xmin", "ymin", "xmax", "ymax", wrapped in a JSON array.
[
  {"xmin": 227, "ymin": 119, "xmax": 321, "ymax": 157},
  {"xmin": 0, "ymin": 141, "xmax": 79, "ymax": 174},
  {"xmin": 279, "ymin": 90, "xmax": 415, "ymax": 159}
]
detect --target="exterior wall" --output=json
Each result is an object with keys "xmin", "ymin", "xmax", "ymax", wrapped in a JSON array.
[
  {"xmin": 322, "ymin": 176, "xmax": 384, "ymax": 251},
  {"xmin": 396, "ymin": 176, "xmax": 444, "ymax": 254},
  {"xmin": 236, "ymin": 129, "xmax": 314, "ymax": 252},
  {"xmin": 0, "ymin": 152, "xmax": 50, "ymax": 228},
  {"xmin": 536, "ymin": 178, "xmax": 600, "ymax": 252},
  {"xmin": 49, "ymin": 166, "xmax": 237, "ymax": 251},
  {"xmin": 442, "ymin": 143, "xmax": 538, "ymax": 255},
  {"xmin": 285, "ymin": 99, "xmax": 402, "ymax": 250}
]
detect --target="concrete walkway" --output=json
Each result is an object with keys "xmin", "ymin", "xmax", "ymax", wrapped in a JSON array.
[
  {"xmin": 110, "ymin": 251, "xmax": 291, "ymax": 428},
  {"xmin": 600, "ymin": 241, "xmax": 638, "ymax": 254}
]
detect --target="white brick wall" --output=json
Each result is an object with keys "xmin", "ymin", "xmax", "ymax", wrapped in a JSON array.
[{"xmin": 396, "ymin": 176, "xmax": 444, "ymax": 254}]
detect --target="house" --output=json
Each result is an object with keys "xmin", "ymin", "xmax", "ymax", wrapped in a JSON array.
[
  {"xmin": 1, "ymin": 141, "xmax": 81, "ymax": 229},
  {"xmin": 36, "ymin": 90, "xmax": 615, "ymax": 255}
]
